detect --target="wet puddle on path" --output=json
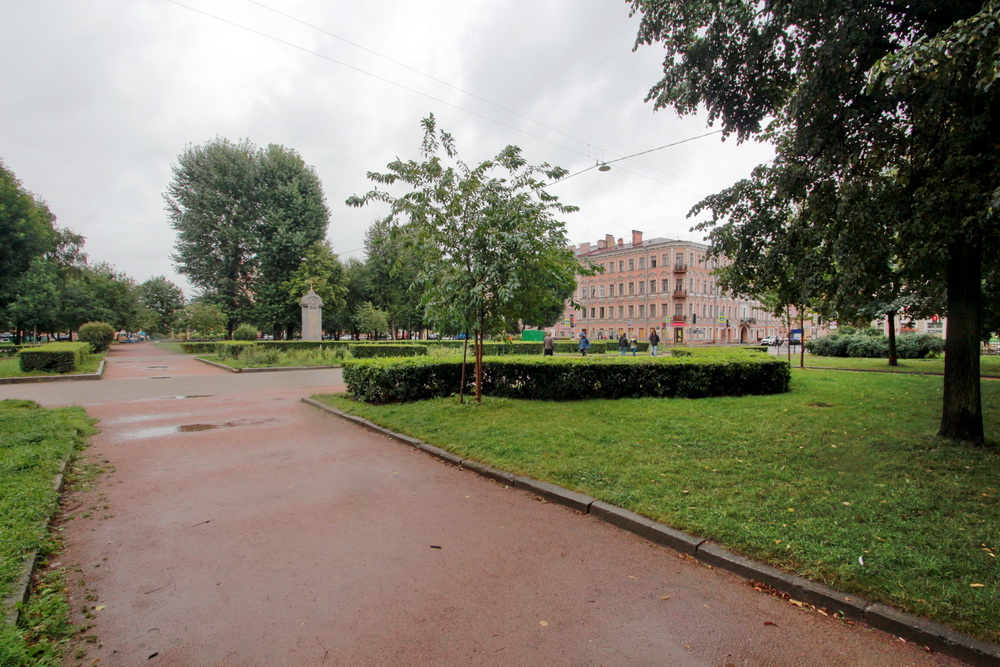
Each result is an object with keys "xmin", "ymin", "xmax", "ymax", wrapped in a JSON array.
[{"xmin": 121, "ymin": 418, "xmax": 277, "ymax": 440}]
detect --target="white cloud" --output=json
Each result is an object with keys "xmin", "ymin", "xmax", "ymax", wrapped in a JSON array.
[{"xmin": 0, "ymin": 0, "xmax": 773, "ymax": 296}]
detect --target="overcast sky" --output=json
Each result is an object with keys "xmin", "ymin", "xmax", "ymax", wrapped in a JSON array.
[{"xmin": 1, "ymin": 0, "xmax": 774, "ymax": 296}]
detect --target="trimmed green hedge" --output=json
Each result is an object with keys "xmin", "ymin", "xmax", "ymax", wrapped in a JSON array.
[
  {"xmin": 349, "ymin": 344, "xmax": 428, "ymax": 358},
  {"xmin": 18, "ymin": 342, "xmax": 91, "ymax": 373},
  {"xmin": 342, "ymin": 354, "xmax": 791, "ymax": 404},
  {"xmin": 806, "ymin": 332, "xmax": 945, "ymax": 359}
]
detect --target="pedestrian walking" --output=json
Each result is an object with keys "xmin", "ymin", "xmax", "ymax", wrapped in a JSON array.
[
  {"xmin": 649, "ymin": 330, "xmax": 660, "ymax": 356},
  {"xmin": 630, "ymin": 337, "xmax": 638, "ymax": 356},
  {"xmin": 618, "ymin": 332, "xmax": 629, "ymax": 356},
  {"xmin": 543, "ymin": 331, "xmax": 554, "ymax": 356},
  {"xmin": 578, "ymin": 331, "xmax": 591, "ymax": 356}
]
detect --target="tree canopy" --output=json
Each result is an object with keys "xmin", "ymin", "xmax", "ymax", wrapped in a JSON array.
[
  {"xmin": 629, "ymin": 0, "xmax": 999, "ymax": 443},
  {"xmin": 164, "ymin": 138, "xmax": 329, "ymax": 337},
  {"xmin": 348, "ymin": 115, "xmax": 585, "ymax": 401}
]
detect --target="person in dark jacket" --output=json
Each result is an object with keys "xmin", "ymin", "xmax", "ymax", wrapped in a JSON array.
[
  {"xmin": 578, "ymin": 331, "xmax": 591, "ymax": 356},
  {"xmin": 649, "ymin": 330, "xmax": 660, "ymax": 356},
  {"xmin": 618, "ymin": 332, "xmax": 629, "ymax": 356}
]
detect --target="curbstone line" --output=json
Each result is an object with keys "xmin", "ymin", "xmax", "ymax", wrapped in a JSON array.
[
  {"xmin": 863, "ymin": 603, "xmax": 1000, "ymax": 667},
  {"xmin": 461, "ymin": 459, "xmax": 516, "ymax": 485},
  {"xmin": 0, "ymin": 359, "xmax": 106, "ymax": 384},
  {"xmin": 4, "ymin": 456, "xmax": 75, "ymax": 627},
  {"xmin": 590, "ymin": 501, "xmax": 703, "ymax": 555},
  {"xmin": 195, "ymin": 357, "xmax": 241, "ymax": 372},
  {"xmin": 301, "ymin": 398, "xmax": 1000, "ymax": 664},
  {"xmin": 511, "ymin": 476, "xmax": 594, "ymax": 513},
  {"xmin": 417, "ymin": 444, "xmax": 463, "ymax": 466}
]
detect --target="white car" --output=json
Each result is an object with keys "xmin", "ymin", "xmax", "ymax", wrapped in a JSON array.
[{"xmin": 760, "ymin": 335, "xmax": 782, "ymax": 346}]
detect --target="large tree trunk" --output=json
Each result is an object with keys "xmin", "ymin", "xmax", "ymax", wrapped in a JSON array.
[
  {"xmin": 459, "ymin": 336, "xmax": 469, "ymax": 404},
  {"xmin": 939, "ymin": 241, "xmax": 984, "ymax": 444},
  {"xmin": 887, "ymin": 310, "xmax": 898, "ymax": 367}
]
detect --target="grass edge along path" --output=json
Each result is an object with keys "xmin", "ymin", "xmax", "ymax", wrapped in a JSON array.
[
  {"xmin": 314, "ymin": 368, "xmax": 999, "ymax": 645},
  {"xmin": 0, "ymin": 400, "xmax": 96, "ymax": 666}
]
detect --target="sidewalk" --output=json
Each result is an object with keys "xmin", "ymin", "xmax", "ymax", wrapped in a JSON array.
[{"xmin": 21, "ymin": 344, "xmax": 965, "ymax": 665}]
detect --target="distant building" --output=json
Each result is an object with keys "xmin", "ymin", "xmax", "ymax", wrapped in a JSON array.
[{"xmin": 557, "ymin": 230, "xmax": 784, "ymax": 343}]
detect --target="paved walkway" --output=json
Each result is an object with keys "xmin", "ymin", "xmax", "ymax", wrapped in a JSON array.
[{"xmin": 2, "ymin": 344, "xmax": 962, "ymax": 665}]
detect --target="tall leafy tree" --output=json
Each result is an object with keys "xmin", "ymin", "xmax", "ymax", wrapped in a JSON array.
[
  {"xmin": 363, "ymin": 219, "xmax": 428, "ymax": 339},
  {"xmin": 628, "ymin": 0, "xmax": 999, "ymax": 443},
  {"xmin": 165, "ymin": 138, "xmax": 329, "ymax": 337},
  {"xmin": 139, "ymin": 276, "xmax": 187, "ymax": 335},
  {"xmin": 7, "ymin": 257, "xmax": 61, "ymax": 338},
  {"xmin": 349, "ymin": 115, "xmax": 586, "ymax": 402},
  {"xmin": 253, "ymin": 145, "xmax": 330, "ymax": 338}
]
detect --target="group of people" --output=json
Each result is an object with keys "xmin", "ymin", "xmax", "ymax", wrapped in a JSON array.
[{"xmin": 541, "ymin": 330, "xmax": 661, "ymax": 357}]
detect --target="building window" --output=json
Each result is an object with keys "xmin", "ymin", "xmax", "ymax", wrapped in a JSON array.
[
  {"xmin": 676, "ymin": 279, "xmax": 683, "ymax": 291},
  {"xmin": 628, "ymin": 282, "xmax": 634, "ymax": 295},
  {"xmin": 650, "ymin": 257, "xmax": 657, "ymax": 268},
  {"xmin": 628, "ymin": 305, "xmax": 634, "ymax": 318},
  {"xmin": 638, "ymin": 281, "xmax": 645, "ymax": 294},
  {"xmin": 590, "ymin": 308, "xmax": 596, "ymax": 318},
  {"xmin": 649, "ymin": 280, "xmax": 656, "ymax": 293},
  {"xmin": 650, "ymin": 304, "xmax": 656, "ymax": 317},
  {"xmin": 599, "ymin": 306, "xmax": 605, "ymax": 318},
  {"xmin": 628, "ymin": 259, "xmax": 635, "ymax": 271},
  {"xmin": 662, "ymin": 279, "xmax": 670, "ymax": 292},
  {"xmin": 618, "ymin": 261, "xmax": 624, "ymax": 272},
  {"xmin": 618, "ymin": 306, "xmax": 624, "ymax": 318},
  {"xmin": 599, "ymin": 285, "xmax": 606, "ymax": 297},
  {"xmin": 590, "ymin": 286, "xmax": 596, "ymax": 297},
  {"xmin": 638, "ymin": 304, "xmax": 645, "ymax": 317},
  {"xmin": 639, "ymin": 257, "xmax": 645, "ymax": 269},
  {"xmin": 618, "ymin": 283, "xmax": 624, "ymax": 296}
]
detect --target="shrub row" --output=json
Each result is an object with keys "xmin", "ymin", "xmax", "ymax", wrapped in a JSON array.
[
  {"xmin": 342, "ymin": 354, "xmax": 791, "ymax": 404},
  {"xmin": 18, "ymin": 342, "xmax": 91, "ymax": 373},
  {"xmin": 349, "ymin": 344, "xmax": 428, "ymax": 358},
  {"xmin": 806, "ymin": 333, "xmax": 945, "ymax": 359}
]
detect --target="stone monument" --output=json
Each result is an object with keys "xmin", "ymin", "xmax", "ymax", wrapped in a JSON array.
[{"xmin": 299, "ymin": 287, "xmax": 324, "ymax": 341}]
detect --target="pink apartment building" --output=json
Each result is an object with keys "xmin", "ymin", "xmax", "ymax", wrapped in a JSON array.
[{"xmin": 556, "ymin": 230, "xmax": 784, "ymax": 344}]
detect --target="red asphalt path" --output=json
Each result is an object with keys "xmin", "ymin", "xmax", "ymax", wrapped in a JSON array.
[{"xmin": 3, "ymin": 344, "xmax": 962, "ymax": 666}]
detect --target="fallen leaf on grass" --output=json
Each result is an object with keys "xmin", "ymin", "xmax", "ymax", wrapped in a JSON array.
[{"xmin": 970, "ymin": 583, "xmax": 985, "ymax": 588}]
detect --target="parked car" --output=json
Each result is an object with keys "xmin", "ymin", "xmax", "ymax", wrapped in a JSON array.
[{"xmin": 760, "ymin": 335, "xmax": 782, "ymax": 346}]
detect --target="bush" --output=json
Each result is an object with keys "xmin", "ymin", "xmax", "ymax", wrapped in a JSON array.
[
  {"xmin": 78, "ymin": 321, "xmax": 115, "ymax": 352},
  {"xmin": 181, "ymin": 341, "xmax": 224, "ymax": 354},
  {"xmin": 342, "ymin": 354, "xmax": 791, "ymax": 404},
  {"xmin": 232, "ymin": 324, "xmax": 259, "ymax": 341},
  {"xmin": 349, "ymin": 344, "xmax": 428, "ymax": 358},
  {"xmin": 237, "ymin": 345, "xmax": 281, "ymax": 366},
  {"xmin": 806, "ymin": 332, "xmax": 945, "ymax": 359},
  {"xmin": 18, "ymin": 342, "xmax": 90, "ymax": 373}
]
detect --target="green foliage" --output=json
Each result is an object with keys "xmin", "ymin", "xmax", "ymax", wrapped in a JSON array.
[
  {"xmin": 77, "ymin": 321, "xmax": 115, "ymax": 352},
  {"xmin": 0, "ymin": 400, "xmax": 94, "ymax": 664},
  {"xmin": 342, "ymin": 354, "xmax": 790, "ymax": 404},
  {"xmin": 348, "ymin": 115, "xmax": 588, "ymax": 400},
  {"xmin": 283, "ymin": 240, "xmax": 348, "ymax": 335},
  {"xmin": 0, "ymin": 161, "xmax": 57, "ymax": 316},
  {"xmin": 807, "ymin": 333, "xmax": 946, "ymax": 359},
  {"xmin": 138, "ymin": 276, "xmax": 186, "ymax": 335},
  {"xmin": 352, "ymin": 302, "xmax": 389, "ymax": 340},
  {"xmin": 18, "ymin": 343, "xmax": 90, "ymax": 373},
  {"xmin": 179, "ymin": 341, "xmax": 222, "ymax": 354},
  {"xmin": 178, "ymin": 301, "xmax": 228, "ymax": 338},
  {"xmin": 348, "ymin": 344, "xmax": 429, "ymax": 358},
  {"xmin": 628, "ymin": 0, "xmax": 999, "ymax": 442},
  {"xmin": 231, "ymin": 323, "xmax": 259, "ymax": 341},
  {"xmin": 165, "ymin": 138, "xmax": 329, "ymax": 335}
]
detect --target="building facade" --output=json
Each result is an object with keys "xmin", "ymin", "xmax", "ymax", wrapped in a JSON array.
[{"xmin": 557, "ymin": 230, "xmax": 784, "ymax": 344}]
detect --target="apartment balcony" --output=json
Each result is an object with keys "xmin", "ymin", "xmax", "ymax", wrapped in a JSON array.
[
  {"xmin": 740, "ymin": 317, "xmax": 757, "ymax": 324},
  {"xmin": 673, "ymin": 263, "xmax": 688, "ymax": 273},
  {"xmin": 671, "ymin": 315, "xmax": 688, "ymax": 323},
  {"xmin": 673, "ymin": 289, "xmax": 688, "ymax": 299}
]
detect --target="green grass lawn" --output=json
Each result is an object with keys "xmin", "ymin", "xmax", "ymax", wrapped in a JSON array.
[
  {"xmin": 0, "ymin": 354, "xmax": 105, "ymax": 380},
  {"xmin": 794, "ymin": 353, "xmax": 1000, "ymax": 376},
  {"xmin": 314, "ymin": 369, "xmax": 1000, "ymax": 643},
  {"xmin": 0, "ymin": 400, "xmax": 95, "ymax": 665}
]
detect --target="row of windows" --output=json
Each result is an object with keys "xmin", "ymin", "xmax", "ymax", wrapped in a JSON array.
[
  {"xmin": 574, "ymin": 303, "xmax": 771, "ymax": 321},
  {"xmin": 583, "ymin": 277, "xmax": 733, "ymax": 298},
  {"xmin": 600, "ymin": 251, "xmax": 717, "ymax": 273}
]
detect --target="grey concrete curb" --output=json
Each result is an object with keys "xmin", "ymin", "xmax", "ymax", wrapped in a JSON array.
[
  {"xmin": 0, "ymin": 359, "xmax": 105, "ymax": 385},
  {"xmin": 195, "ymin": 357, "xmax": 340, "ymax": 373},
  {"xmin": 3, "ymin": 456, "xmax": 73, "ymax": 627},
  {"xmin": 302, "ymin": 397, "xmax": 1000, "ymax": 666}
]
